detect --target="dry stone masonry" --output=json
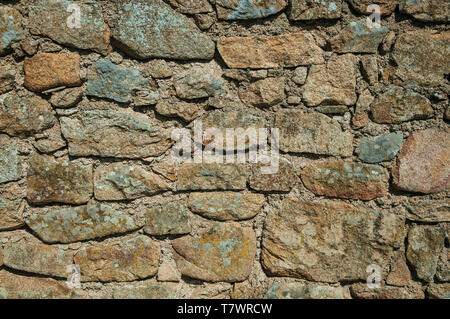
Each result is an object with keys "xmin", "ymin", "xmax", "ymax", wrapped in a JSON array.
[{"xmin": 0, "ymin": 0, "xmax": 448, "ymax": 299}]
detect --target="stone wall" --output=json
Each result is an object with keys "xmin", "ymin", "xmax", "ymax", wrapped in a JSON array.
[{"xmin": 0, "ymin": 0, "xmax": 449, "ymax": 299}]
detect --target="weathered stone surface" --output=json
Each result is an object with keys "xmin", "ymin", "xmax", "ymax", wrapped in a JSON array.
[
  {"xmin": 144, "ymin": 201, "xmax": 191, "ymax": 236},
  {"xmin": 28, "ymin": 0, "xmax": 111, "ymax": 54},
  {"xmin": 303, "ymin": 54, "xmax": 357, "ymax": 106},
  {"xmin": 360, "ymin": 55, "xmax": 379, "ymax": 85},
  {"xmin": 27, "ymin": 154, "xmax": 92, "ymax": 205},
  {"xmin": 0, "ymin": 184, "xmax": 24, "ymax": 230},
  {"xmin": 386, "ymin": 251, "xmax": 411, "ymax": 286},
  {"xmin": 0, "ymin": 140, "xmax": 19, "ymax": 184},
  {"xmin": 265, "ymin": 282, "xmax": 349, "ymax": 299},
  {"xmin": 174, "ymin": 62, "xmax": 225, "ymax": 100},
  {"xmin": 356, "ymin": 132, "xmax": 403, "ymax": 163},
  {"xmin": 427, "ymin": 283, "xmax": 450, "ymax": 299},
  {"xmin": 274, "ymin": 110, "xmax": 353, "ymax": 156},
  {"xmin": 0, "ymin": 270, "xmax": 83, "ymax": 299},
  {"xmin": 25, "ymin": 204, "xmax": 137, "ymax": 244},
  {"xmin": 351, "ymin": 113, "xmax": 369, "ymax": 129},
  {"xmin": 371, "ymin": 86, "xmax": 434, "ymax": 124},
  {"xmin": 112, "ymin": 0, "xmax": 215, "ymax": 60},
  {"xmin": 262, "ymin": 199, "xmax": 397, "ymax": 282},
  {"xmin": 393, "ymin": 129, "xmax": 450, "ymax": 194},
  {"xmin": 292, "ymin": 66, "xmax": 308, "ymax": 85},
  {"xmin": 60, "ymin": 109, "xmax": 173, "ymax": 158},
  {"xmin": 177, "ymin": 164, "xmax": 246, "ymax": 191},
  {"xmin": 0, "ymin": 92, "xmax": 56, "ymax": 137},
  {"xmin": 33, "ymin": 123, "xmax": 67, "ymax": 154},
  {"xmin": 407, "ymin": 225, "xmax": 445, "ymax": 282},
  {"xmin": 0, "ymin": 7, "xmax": 23, "ymax": 55},
  {"xmin": 172, "ymin": 223, "xmax": 256, "ymax": 282},
  {"xmin": 350, "ymin": 283, "xmax": 424, "ymax": 299},
  {"xmin": 169, "ymin": 0, "xmax": 213, "ymax": 14},
  {"xmin": 24, "ymin": 53, "xmax": 82, "ymax": 92},
  {"xmin": 0, "ymin": 246, "xmax": 2, "ymax": 267},
  {"xmin": 74, "ymin": 235, "xmax": 159, "ymax": 282},
  {"xmin": 216, "ymin": 0, "xmax": 286, "ymax": 20},
  {"xmin": 94, "ymin": 163, "xmax": 169, "ymax": 201},
  {"xmin": 156, "ymin": 101, "xmax": 199, "ymax": 122},
  {"xmin": 112, "ymin": 282, "xmax": 178, "ymax": 299},
  {"xmin": 148, "ymin": 60, "xmax": 173, "ymax": 79},
  {"xmin": 392, "ymin": 31, "xmax": 450, "ymax": 86},
  {"xmin": 290, "ymin": 0, "xmax": 342, "ymax": 20},
  {"xmin": 239, "ymin": 78, "xmax": 285, "ymax": 107},
  {"xmin": 400, "ymin": 0, "xmax": 449, "ymax": 22},
  {"xmin": 436, "ymin": 248, "xmax": 450, "ymax": 282},
  {"xmin": 249, "ymin": 161, "xmax": 297, "ymax": 192},
  {"xmin": 3, "ymin": 243, "xmax": 72, "ymax": 278},
  {"xmin": 405, "ymin": 199, "xmax": 450, "ymax": 222},
  {"xmin": 217, "ymin": 32, "xmax": 324, "ymax": 69},
  {"xmin": 152, "ymin": 159, "xmax": 177, "ymax": 182},
  {"xmin": 301, "ymin": 161, "xmax": 389, "ymax": 200},
  {"xmin": 0, "ymin": 66, "xmax": 15, "ymax": 94},
  {"xmin": 50, "ymin": 87, "xmax": 83, "ymax": 108},
  {"xmin": 188, "ymin": 192, "xmax": 264, "ymax": 221}
]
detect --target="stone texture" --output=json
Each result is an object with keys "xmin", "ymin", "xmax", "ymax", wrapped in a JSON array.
[
  {"xmin": 239, "ymin": 78, "xmax": 285, "ymax": 107},
  {"xmin": 249, "ymin": 161, "xmax": 297, "ymax": 192},
  {"xmin": 303, "ymin": 54, "xmax": 357, "ymax": 106},
  {"xmin": 301, "ymin": 161, "xmax": 389, "ymax": 200},
  {"xmin": 0, "ymin": 246, "xmax": 2, "ymax": 267},
  {"xmin": 0, "ymin": 7, "xmax": 23, "ymax": 55},
  {"xmin": 49, "ymin": 88, "xmax": 83, "ymax": 108},
  {"xmin": 188, "ymin": 192, "xmax": 265, "ymax": 221},
  {"xmin": 386, "ymin": 251, "xmax": 411, "ymax": 287},
  {"xmin": 94, "ymin": 163, "xmax": 169, "ymax": 201},
  {"xmin": 350, "ymin": 283, "xmax": 424, "ymax": 299},
  {"xmin": 0, "ymin": 66, "xmax": 15, "ymax": 94},
  {"xmin": 216, "ymin": 0, "xmax": 286, "ymax": 20},
  {"xmin": 177, "ymin": 164, "xmax": 246, "ymax": 191},
  {"xmin": 405, "ymin": 199, "xmax": 450, "ymax": 222},
  {"xmin": 371, "ymin": 86, "xmax": 434, "ymax": 124},
  {"xmin": 262, "ymin": 199, "xmax": 398, "ymax": 282},
  {"xmin": 33, "ymin": 123, "xmax": 67, "ymax": 154},
  {"xmin": 112, "ymin": 282, "xmax": 178, "ymax": 299},
  {"xmin": 169, "ymin": 0, "xmax": 213, "ymax": 14},
  {"xmin": 144, "ymin": 201, "xmax": 191, "ymax": 236},
  {"xmin": 274, "ymin": 110, "xmax": 353, "ymax": 156},
  {"xmin": 148, "ymin": 60, "xmax": 173, "ymax": 79},
  {"xmin": 436, "ymin": 248, "xmax": 450, "ymax": 282},
  {"xmin": 217, "ymin": 32, "xmax": 324, "ymax": 69},
  {"xmin": 264, "ymin": 282, "xmax": 349, "ymax": 299},
  {"xmin": 3, "ymin": 243, "xmax": 72, "ymax": 278},
  {"xmin": 347, "ymin": 0, "xmax": 398, "ymax": 15},
  {"xmin": 0, "ymin": 140, "xmax": 19, "ymax": 184},
  {"xmin": 292, "ymin": 67, "xmax": 308, "ymax": 85},
  {"xmin": 27, "ymin": 154, "xmax": 93, "ymax": 205},
  {"xmin": 392, "ymin": 31, "xmax": 450, "ymax": 86},
  {"xmin": 60, "ymin": 109, "xmax": 173, "ymax": 158},
  {"xmin": 427, "ymin": 283, "xmax": 450, "ymax": 299},
  {"xmin": 351, "ymin": 113, "xmax": 369, "ymax": 129},
  {"xmin": 356, "ymin": 132, "xmax": 403, "ymax": 163},
  {"xmin": 25, "ymin": 204, "xmax": 137, "ymax": 244},
  {"xmin": 155, "ymin": 101, "xmax": 199, "ymax": 122},
  {"xmin": 393, "ymin": 129, "xmax": 450, "ymax": 194},
  {"xmin": 0, "ymin": 92, "xmax": 56, "ymax": 137},
  {"xmin": 172, "ymin": 223, "xmax": 256, "ymax": 282},
  {"xmin": 400, "ymin": 0, "xmax": 449, "ymax": 22},
  {"xmin": 360, "ymin": 55, "xmax": 379, "ymax": 86},
  {"xmin": 23, "ymin": 53, "xmax": 82, "ymax": 92},
  {"xmin": 112, "ymin": 0, "xmax": 215, "ymax": 60},
  {"xmin": 0, "ymin": 184, "xmax": 24, "ymax": 230},
  {"xmin": 407, "ymin": 225, "xmax": 445, "ymax": 282},
  {"xmin": 28, "ymin": 0, "xmax": 111, "ymax": 54},
  {"xmin": 290, "ymin": 0, "xmax": 342, "ymax": 20}
]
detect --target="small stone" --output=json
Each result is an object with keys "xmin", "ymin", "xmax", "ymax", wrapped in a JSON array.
[
  {"xmin": 189, "ymin": 283, "xmax": 233, "ymax": 299},
  {"xmin": 287, "ymin": 96, "xmax": 301, "ymax": 105},
  {"xmin": 112, "ymin": 283, "xmax": 178, "ymax": 299},
  {"xmin": 112, "ymin": 0, "xmax": 215, "ymax": 60},
  {"xmin": 0, "ymin": 246, "xmax": 2, "ymax": 267},
  {"xmin": 26, "ymin": 204, "xmax": 137, "ymax": 244},
  {"xmin": 303, "ymin": 54, "xmax": 357, "ymax": 106},
  {"xmin": 399, "ymin": 0, "xmax": 449, "ymax": 22},
  {"xmin": 350, "ymin": 283, "xmax": 424, "ymax": 299},
  {"xmin": 144, "ymin": 201, "xmax": 191, "ymax": 236},
  {"xmin": 0, "ymin": 184, "xmax": 25, "ymax": 230},
  {"xmin": 60, "ymin": 109, "xmax": 173, "ymax": 158},
  {"xmin": 217, "ymin": 32, "xmax": 324, "ymax": 69},
  {"xmin": 265, "ymin": 282, "xmax": 349, "ymax": 299},
  {"xmin": 347, "ymin": 0, "xmax": 398, "ymax": 15},
  {"xmin": 188, "ymin": 192, "xmax": 265, "ymax": 221},
  {"xmin": 356, "ymin": 132, "xmax": 403, "ymax": 163},
  {"xmin": 290, "ymin": 0, "xmax": 342, "ymax": 20},
  {"xmin": 315, "ymin": 105, "xmax": 349, "ymax": 114},
  {"xmin": 216, "ymin": 0, "xmax": 286, "ymax": 20},
  {"xmin": 393, "ymin": 129, "xmax": 450, "ymax": 194},
  {"xmin": 152, "ymin": 159, "xmax": 177, "ymax": 182},
  {"xmin": 33, "ymin": 122, "xmax": 67, "ymax": 154},
  {"xmin": 0, "ymin": 140, "xmax": 20, "ymax": 184},
  {"xmin": 356, "ymin": 89, "xmax": 374, "ymax": 114},
  {"xmin": 0, "ymin": 92, "xmax": 56, "ymax": 137},
  {"xmin": 74, "ymin": 235, "xmax": 160, "ymax": 282},
  {"xmin": 445, "ymin": 106, "xmax": 450, "ymax": 121},
  {"xmin": 177, "ymin": 164, "xmax": 247, "ymax": 191},
  {"xmin": 239, "ymin": 78, "xmax": 285, "ymax": 107},
  {"xmin": 194, "ymin": 14, "xmax": 215, "ymax": 30},
  {"xmin": 249, "ymin": 161, "xmax": 297, "ymax": 192},
  {"xmin": 0, "ymin": 7, "xmax": 23, "ymax": 55},
  {"xmin": 94, "ymin": 163, "xmax": 169, "ymax": 201},
  {"xmin": 427, "ymin": 283, "xmax": 450, "ymax": 299},
  {"xmin": 371, "ymin": 86, "xmax": 434, "ymax": 124},
  {"xmin": 24, "ymin": 53, "xmax": 82, "ymax": 92},
  {"xmin": 50, "ymin": 87, "xmax": 83, "ymax": 108},
  {"xmin": 405, "ymin": 199, "xmax": 450, "ymax": 222},
  {"xmin": 156, "ymin": 101, "xmax": 199, "ymax": 122},
  {"xmin": 381, "ymin": 31, "xmax": 396, "ymax": 54},
  {"xmin": 436, "ymin": 248, "xmax": 450, "ymax": 282},
  {"xmin": 386, "ymin": 252, "xmax": 411, "ymax": 287},
  {"xmin": 0, "ymin": 66, "xmax": 15, "ymax": 94},
  {"xmin": 158, "ymin": 260, "xmax": 181, "ymax": 282},
  {"xmin": 172, "ymin": 223, "xmax": 256, "ymax": 282},
  {"xmin": 169, "ymin": 0, "xmax": 213, "ymax": 14},
  {"xmin": 292, "ymin": 66, "xmax": 308, "ymax": 85},
  {"xmin": 407, "ymin": 225, "xmax": 445, "ymax": 282},
  {"xmin": 148, "ymin": 60, "xmax": 173, "ymax": 79},
  {"xmin": 27, "ymin": 154, "xmax": 92, "ymax": 205},
  {"xmin": 360, "ymin": 55, "xmax": 378, "ymax": 85},
  {"xmin": 301, "ymin": 161, "xmax": 389, "ymax": 200},
  {"xmin": 351, "ymin": 113, "xmax": 369, "ymax": 129},
  {"xmin": 275, "ymin": 110, "xmax": 353, "ymax": 156},
  {"xmin": 223, "ymin": 69, "xmax": 248, "ymax": 81}
]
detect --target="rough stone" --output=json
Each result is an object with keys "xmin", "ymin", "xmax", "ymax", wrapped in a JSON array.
[
  {"xmin": 360, "ymin": 55, "xmax": 379, "ymax": 85},
  {"xmin": 216, "ymin": 0, "xmax": 286, "ymax": 20},
  {"xmin": 172, "ymin": 223, "xmax": 256, "ymax": 282},
  {"xmin": 303, "ymin": 54, "xmax": 357, "ymax": 106},
  {"xmin": 25, "ymin": 204, "xmax": 137, "ymax": 244},
  {"xmin": 33, "ymin": 123, "xmax": 67, "ymax": 154},
  {"xmin": 0, "ymin": 141, "xmax": 19, "ymax": 184},
  {"xmin": 399, "ymin": 0, "xmax": 449, "ymax": 22},
  {"xmin": 217, "ymin": 32, "xmax": 324, "ymax": 69},
  {"xmin": 148, "ymin": 60, "xmax": 173, "ymax": 79},
  {"xmin": 386, "ymin": 251, "xmax": 411, "ymax": 286},
  {"xmin": 188, "ymin": 192, "xmax": 265, "ymax": 221},
  {"xmin": 144, "ymin": 201, "xmax": 191, "ymax": 236},
  {"xmin": 249, "ymin": 161, "xmax": 297, "ymax": 192},
  {"xmin": 156, "ymin": 101, "xmax": 199, "ymax": 122},
  {"xmin": 351, "ymin": 113, "xmax": 369, "ymax": 129},
  {"xmin": 393, "ymin": 129, "xmax": 450, "ymax": 194},
  {"xmin": 405, "ymin": 199, "xmax": 450, "ymax": 222},
  {"xmin": 60, "ymin": 109, "xmax": 173, "ymax": 158},
  {"xmin": 356, "ymin": 132, "xmax": 403, "ymax": 163},
  {"xmin": 0, "ymin": 66, "xmax": 15, "ymax": 94},
  {"xmin": 301, "ymin": 161, "xmax": 389, "ymax": 200},
  {"xmin": 427, "ymin": 283, "xmax": 450, "ymax": 299},
  {"xmin": 169, "ymin": 0, "xmax": 213, "ymax": 13},
  {"xmin": 347, "ymin": 0, "xmax": 398, "ymax": 15},
  {"xmin": 350, "ymin": 283, "xmax": 424, "ymax": 299},
  {"xmin": 152, "ymin": 159, "xmax": 177, "ymax": 182},
  {"xmin": 177, "ymin": 164, "xmax": 246, "ymax": 191},
  {"xmin": 0, "ymin": 7, "xmax": 23, "ymax": 56},
  {"xmin": 0, "ymin": 184, "xmax": 24, "ymax": 230},
  {"xmin": 371, "ymin": 86, "xmax": 434, "ymax": 124},
  {"xmin": 290, "ymin": 0, "xmax": 342, "ymax": 20},
  {"xmin": 112, "ymin": 0, "xmax": 215, "ymax": 60},
  {"xmin": 0, "ymin": 246, "xmax": 2, "ymax": 267},
  {"xmin": 28, "ymin": 0, "xmax": 111, "ymax": 54},
  {"xmin": 239, "ymin": 78, "xmax": 285, "ymax": 107},
  {"xmin": 74, "ymin": 235, "xmax": 160, "ymax": 282},
  {"xmin": 94, "ymin": 163, "xmax": 169, "ymax": 201},
  {"xmin": 112, "ymin": 282, "xmax": 178, "ymax": 299},
  {"xmin": 27, "ymin": 154, "xmax": 92, "ymax": 205},
  {"xmin": 23, "ymin": 53, "xmax": 82, "ymax": 92},
  {"xmin": 436, "ymin": 248, "xmax": 450, "ymax": 282},
  {"xmin": 275, "ymin": 110, "xmax": 353, "ymax": 156},
  {"xmin": 292, "ymin": 67, "xmax": 308, "ymax": 85},
  {"xmin": 50, "ymin": 87, "xmax": 83, "ymax": 108},
  {"xmin": 264, "ymin": 282, "xmax": 349, "ymax": 299}
]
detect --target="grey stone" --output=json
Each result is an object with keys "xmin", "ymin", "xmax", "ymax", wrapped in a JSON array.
[
  {"xmin": 50, "ymin": 88, "xmax": 83, "ymax": 108},
  {"xmin": 0, "ymin": 7, "xmax": 23, "ymax": 55},
  {"xmin": 144, "ymin": 201, "xmax": 191, "ymax": 236},
  {"xmin": 356, "ymin": 132, "xmax": 403, "ymax": 163},
  {"xmin": 216, "ymin": 0, "xmax": 287, "ymax": 20},
  {"xmin": 405, "ymin": 199, "xmax": 450, "ymax": 222},
  {"xmin": 0, "ymin": 66, "xmax": 15, "ymax": 94},
  {"xmin": 112, "ymin": 282, "xmax": 178, "ymax": 299},
  {"xmin": 0, "ymin": 140, "xmax": 19, "ymax": 184}
]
